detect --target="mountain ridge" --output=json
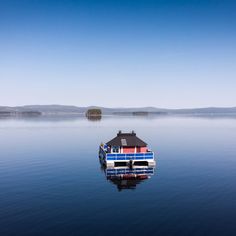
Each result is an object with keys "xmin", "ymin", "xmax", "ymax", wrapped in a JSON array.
[{"xmin": 1, "ymin": 105, "xmax": 236, "ymax": 115}]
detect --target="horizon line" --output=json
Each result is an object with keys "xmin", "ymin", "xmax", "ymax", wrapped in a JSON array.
[{"xmin": 1, "ymin": 104, "xmax": 236, "ymax": 110}]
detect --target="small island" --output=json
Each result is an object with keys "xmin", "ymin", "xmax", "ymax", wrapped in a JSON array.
[{"xmin": 86, "ymin": 108, "xmax": 102, "ymax": 121}]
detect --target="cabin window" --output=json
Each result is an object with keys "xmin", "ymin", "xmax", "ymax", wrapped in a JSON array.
[{"xmin": 112, "ymin": 146, "xmax": 119, "ymax": 153}]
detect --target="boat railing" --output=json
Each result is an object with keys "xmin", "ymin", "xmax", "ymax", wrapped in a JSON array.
[
  {"xmin": 100, "ymin": 145, "xmax": 154, "ymax": 160},
  {"xmin": 106, "ymin": 152, "xmax": 154, "ymax": 160}
]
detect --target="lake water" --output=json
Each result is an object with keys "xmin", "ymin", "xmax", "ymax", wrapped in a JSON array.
[{"xmin": 0, "ymin": 116, "xmax": 236, "ymax": 236}]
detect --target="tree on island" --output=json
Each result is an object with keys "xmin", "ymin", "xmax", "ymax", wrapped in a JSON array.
[{"xmin": 86, "ymin": 108, "xmax": 102, "ymax": 117}]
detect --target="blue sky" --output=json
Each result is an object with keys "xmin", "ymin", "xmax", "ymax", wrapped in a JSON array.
[{"xmin": 0, "ymin": 0, "xmax": 235, "ymax": 108}]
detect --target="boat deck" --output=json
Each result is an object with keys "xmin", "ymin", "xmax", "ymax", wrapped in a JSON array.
[{"xmin": 99, "ymin": 146, "xmax": 155, "ymax": 167}]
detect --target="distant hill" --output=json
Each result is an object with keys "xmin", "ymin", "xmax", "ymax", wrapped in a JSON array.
[
  {"xmin": 0, "ymin": 105, "xmax": 81, "ymax": 114},
  {"xmin": 0, "ymin": 105, "xmax": 236, "ymax": 117}
]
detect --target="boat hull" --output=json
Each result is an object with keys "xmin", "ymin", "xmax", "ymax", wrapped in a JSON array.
[{"xmin": 99, "ymin": 146, "xmax": 155, "ymax": 167}]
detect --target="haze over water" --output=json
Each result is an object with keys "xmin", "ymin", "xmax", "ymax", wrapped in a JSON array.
[{"xmin": 0, "ymin": 116, "xmax": 236, "ymax": 235}]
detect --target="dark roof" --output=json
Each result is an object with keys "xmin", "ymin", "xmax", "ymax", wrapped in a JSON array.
[{"xmin": 106, "ymin": 131, "xmax": 147, "ymax": 147}]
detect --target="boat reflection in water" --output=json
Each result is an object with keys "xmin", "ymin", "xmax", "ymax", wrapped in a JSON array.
[{"xmin": 100, "ymin": 163, "xmax": 156, "ymax": 191}]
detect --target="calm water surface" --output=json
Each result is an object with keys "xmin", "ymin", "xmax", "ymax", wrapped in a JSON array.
[{"xmin": 0, "ymin": 116, "xmax": 236, "ymax": 236}]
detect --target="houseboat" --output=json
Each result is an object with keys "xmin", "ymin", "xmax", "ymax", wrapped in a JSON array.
[{"xmin": 99, "ymin": 131, "xmax": 155, "ymax": 167}]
